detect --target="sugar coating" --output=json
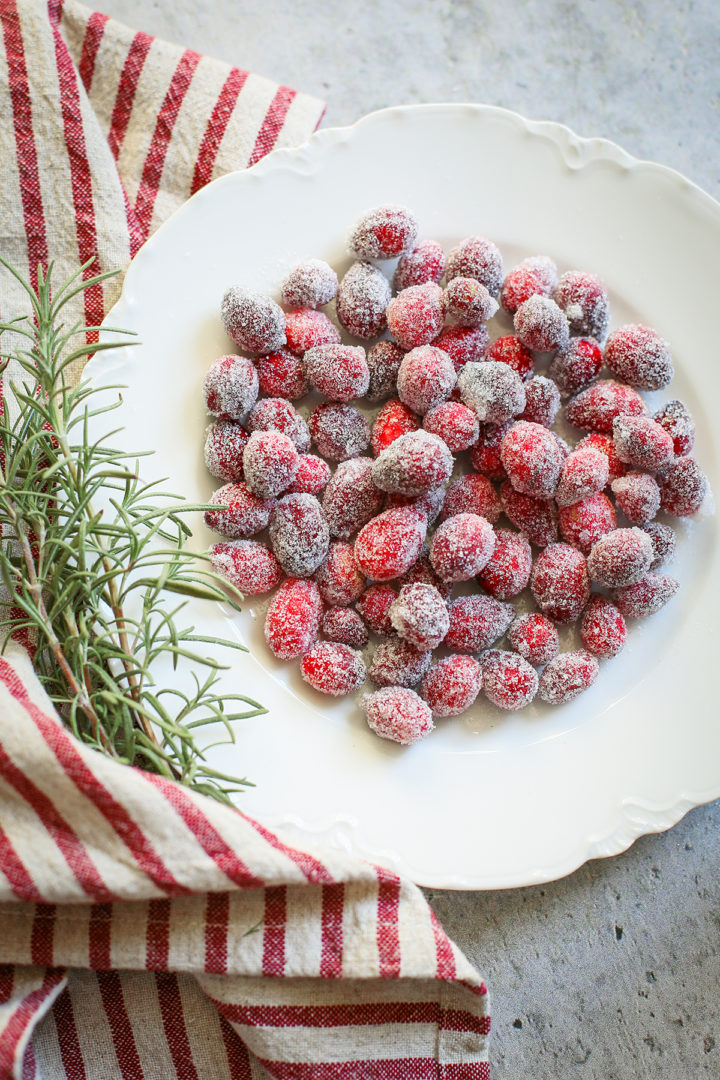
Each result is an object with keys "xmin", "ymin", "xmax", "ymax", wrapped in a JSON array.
[
  {"xmin": 369, "ymin": 638, "xmax": 432, "ymax": 688},
  {"xmin": 281, "ymin": 259, "xmax": 338, "ymax": 309},
  {"xmin": 548, "ymin": 337, "xmax": 604, "ymax": 397},
  {"xmin": 611, "ymin": 572, "xmax": 679, "ymax": 618},
  {"xmin": 371, "ymin": 398, "xmax": 421, "ymax": 456},
  {"xmin": 321, "ymin": 607, "xmax": 369, "ymax": 649},
  {"xmin": 246, "ymin": 397, "xmax": 310, "ymax": 452},
  {"xmin": 356, "ymin": 583, "xmax": 398, "ymax": 636},
  {"xmin": 477, "ymin": 528, "xmax": 533, "ymax": 600},
  {"xmin": 304, "ymin": 344, "xmax": 370, "ymax": 402},
  {"xmin": 643, "ymin": 521, "xmax": 676, "ymax": 569},
  {"xmin": 508, "ymin": 613, "xmax": 560, "ymax": 666},
  {"xmin": 481, "ymin": 649, "xmax": 538, "ymax": 710},
  {"xmin": 389, "ymin": 583, "xmax": 450, "ymax": 650},
  {"xmin": 501, "ymin": 266, "xmax": 547, "ymax": 316},
  {"xmin": 314, "ymin": 542, "xmax": 366, "ymax": 605},
  {"xmin": 269, "ymin": 493, "xmax": 330, "ymax": 577},
  {"xmin": 393, "ymin": 240, "xmax": 446, "ymax": 291},
  {"xmin": 558, "ymin": 492, "xmax": 617, "ymax": 554},
  {"xmin": 243, "ymin": 430, "xmax": 299, "ymax": 498},
  {"xmin": 554, "ymin": 271, "xmax": 610, "ymax": 342},
  {"xmin": 605, "ymin": 324, "xmax": 674, "ymax": 390},
  {"xmin": 288, "ymin": 454, "xmax": 331, "ymax": 495},
  {"xmin": 458, "ymin": 361, "xmax": 526, "ymax": 425},
  {"xmin": 445, "ymin": 236, "xmax": 504, "ymax": 295},
  {"xmin": 322, "ymin": 457, "xmax": 384, "ymax": 539},
  {"xmin": 565, "ymin": 379, "xmax": 648, "ymax": 434},
  {"xmin": 221, "ymin": 287, "xmax": 286, "ymax": 355},
  {"xmin": 366, "ymin": 340, "xmax": 405, "ymax": 403},
  {"xmin": 384, "ymin": 484, "xmax": 447, "ymax": 525},
  {"xmin": 653, "ymin": 399, "xmax": 695, "ymax": 456},
  {"xmin": 441, "ymin": 474, "xmax": 501, "ymax": 524},
  {"xmin": 210, "ymin": 540, "xmax": 283, "ymax": 596},
  {"xmin": 372, "ymin": 430, "xmax": 453, "ymax": 496},
  {"xmin": 445, "ymin": 595, "xmax": 515, "ymax": 652},
  {"xmin": 397, "ymin": 345, "xmax": 456, "ymax": 415},
  {"xmin": 204, "ymin": 482, "xmax": 275, "ymax": 538},
  {"xmin": 444, "ymin": 277, "xmax": 498, "ymax": 326},
  {"xmin": 301, "ymin": 642, "xmax": 366, "ymax": 696},
  {"xmin": 398, "ymin": 548, "xmax": 452, "ymax": 600},
  {"xmin": 576, "ymin": 432, "xmax": 627, "ymax": 484},
  {"xmin": 360, "ymin": 687, "xmax": 434, "ymax": 746},
  {"xmin": 611, "ymin": 472, "xmax": 661, "ymax": 525},
  {"xmin": 470, "ymin": 421, "xmax": 511, "ymax": 480},
  {"xmin": 354, "ymin": 507, "xmax": 427, "ymax": 581},
  {"xmin": 555, "ymin": 447, "xmax": 609, "ymax": 507},
  {"xmin": 348, "ymin": 204, "xmax": 419, "ymax": 260},
  {"xmin": 256, "ymin": 349, "xmax": 308, "ymax": 400},
  {"xmin": 433, "ymin": 324, "xmax": 489, "ymax": 371},
  {"xmin": 430, "ymin": 512, "xmax": 496, "ymax": 583},
  {"xmin": 285, "ymin": 308, "xmax": 341, "ymax": 356},
  {"xmin": 423, "ymin": 401, "xmax": 479, "ymax": 453},
  {"xmin": 586, "ymin": 527, "xmax": 654, "ymax": 588},
  {"xmin": 500, "ymin": 481, "xmax": 559, "ymax": 547},
  {"xmin": 264, "ymin": 578, "xmax": 323, "ymax": 660},
  {"xmin": 336, "ymin": 261, "xmax": 391, "ymax": 339},
  {"xmin": 580, "ymin": 595, "xmax": 627, "ymax": 659},
  {"xmin": 421, "ymin": 655, "xmax": 483, "ymax": 717},
  {"xmin": 203, "ymin": 354, "xmax": 259, "ymax": 419},
  {"xmin": 386, "ymin": 283, "xmax": 446, "ymax": 350},
  {"xmin": 485, "ymin": 335, "xmax": 535, "ymax": 380},
  {"xmin": 530, "ymin": 543, "xmax": 590, "ymax": 623},
  {"xmin": 519, "ymin": 376, "xmax": 562, "ymax": 427},
  {"xmin": 514, "ymin": 295, "xmax": 570, "ymax": 352},
  {"xmin": 657, "ymin": 456, "xmax": 709, "ymax": 516},
  {"xmin": 500, "ymin": 421, "xmax": 564, "ymax": 498},
  {"xmin": 612, "ymin": 415, "xmax": 674, "ymax": 473},
  {"xmin": 309, "ymin": 403, "xmax": 371, "ymax": 462},
  {"xmin": 538, "ymin": 650, "xmax": 599, "ymax": 704},
  {"xmin": 204, "ymin": 419, "xmax": 248, "ymax": 482}
]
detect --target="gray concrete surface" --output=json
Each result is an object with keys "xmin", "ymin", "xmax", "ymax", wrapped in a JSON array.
[{"xmin": 101, "ymin": 1, "xmax": 720, "ymax": 1075}]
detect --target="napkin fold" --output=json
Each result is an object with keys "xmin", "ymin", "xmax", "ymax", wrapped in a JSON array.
[{"xmin": 0, "ymin": 3, "xmax": 490, "ymax": 1076}]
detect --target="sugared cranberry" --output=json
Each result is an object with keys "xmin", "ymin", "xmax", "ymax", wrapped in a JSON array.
[
  {"xmin": 385, "ymin": 486, "xmax": 446, "ymax": 525},
  {"xmin": 366, "ymin": 341, "xmax": 405, "ymax": 402},
  {"xmin": 605, "ymin": 324, "xmax": 673, "ymax": 390},
  {"xmin": 369, "ymin": 638, "xmax": 432, "ymax": 687},
  {"xmin": 433, "ymin": 324, "xmax": 489, "ymax": 371},
  {"xmin": 507, "ymin": 613, "xmax": 559, "ymax": 666},
  {"xmin": 389, "ymin": 583, "xmax": 450, "ymax": 650},
  {"xmin": 470, "ymin": 422, "xmax": 511, "ymax": 480},
  {"xmin": 321, "ymin": 607, "xmax": 369, "ymax": 649},
  {"xmin": 301, "ymin": 642, "xmax": 366, "ymax": 696},
  {"xmin": 444, "ymin": 596, "xmax": 515, "ymax": 652},
  {"xmin": 322, "ymin": 457, "xmax": 384, "ymax": 539},
  {"xmin": 430, "ymin": 512, "xmax": 496, "ymax": 583},
  {"xmin": 243, "ymin": 430, "xmax": 298, "ymax": 498},
  {"xmin": 203, "ymin": 354, "xmax": 259, "ymax": 419},
  {"xmin": 481, "ymin": 650, "xmax": 538, "ymax": 710},
  {"xmin": 611, "ymin": 472, "xmax": 660, "ymax": 525},
  {"xmin": 657, "ymin": 457, "xmax": 709, "ymax": 516},
  {"xmin": 270, "ymin": 493, "xmax": 329, "ymax": 577},
  {"xmin": 421, "ymin": 655, "xmax": 483, "ymax": 717},
  {"xmin": 477, "ymin": 529, "xmax": 532, "ymax": 600},
  {"xmin": 264, "ymin": 578, "xmax": 323, "ymax": 660},
  {"xmin": 500, "ymin": 266, "xmax": 548, "ymax": 315},
  {"xmin": 204, "ymin": 418, "xmax": 248, "ymax": 482},
  {"xmin": 309, "ymin": 403, "xmax": 371, "ymax": 461},
  {"xmin": 652, "ymin": 399, "xmax": 695, "ymax": 456},
  {"xmin": 445, "ymin": 236, "xmax": 504, "ymax": 295},
  {"xmin": 611, "ymin": 573, "xmax": 679, "ymax": 619},
  {"xmin": 514, "ymin": 295, "xmax": 570, "ymax": 352},
  {"xmin": 281, "ymin": 259, "xmax": 338, "ymax": 310},
  {"xmin": 386, "ymin": 282, "xmax": 446, "ymax": 349},
  {"xmin": 204, "ymin": 482, "xmax": 275, "ymax": 538},
  {"xmin": 372, "ymin": 430, "xmax": 453, "ymax": 497},
  {"xmin": 371, "ymin": 398, "xmax": 421, "ymax": 456},
  {"xmin": 336, "ymin": 261, "xmax": 391, "ymax": 339},
  {"xmin": 458, "ymin": 361, "xmax": 526, "ymax": 425},
  {"xmin": 555, "ymin": 447, "xmax": 609, "ymax": 507},
  {"xmin": 612, "ymin": 415, "xmax": 674, "ymax": 473},
  {"xmin": 485, "ymin": 335, "xmax": 535, "ymax": 381},
  {"xmin": 287, "ymin": 454, "xmax": 331, "ymax": 495},
  {"xmin": 304, "ymin": 344, "xmax": 370, "ymax": 402},
  {"xmin": 441, "ymin": 474, "xmax": 501, "ymax": 524},
  {"xmin": 348, "ymin": 204, "xmax": 419, "ymax": 260},
  {"xmin": 558, "ymin": 492, "xmax": 617, "ymax": 554},
  {"xmin": 423, "ymin": 400, "xmax": 479, "ymax": 452},
  {"xmin": 643, "ymin": 522, "xmax": 676, "ymax": 569},
  {"xmin": 500, "ymin": 481, "xmax": 559, "ymax": 547},
  {"xmin": 210, "ymin": 540, "xmax": 283, "ymax": 595},
  {"xmin": 398, "ymin": 548, "xmax": 452, "ymax": 599},
  {"xmin": 246, "ymin": 397, "xmax": 310, "ymax": 451},
  {"xmin": 500, "ymin": 421, "xmax": 564, "ymax": 498},
  {"xmin": 530, "ymin": 543, "xmax": 590, "ymax": 623},
  {"xmin": 565, "ymin": 379, "xmax": 648, "ymax": 434},
  {"xmin": 554, "ymin": 271, "xmax": 609, "ymax": 342},
  {"xmin": 315, "ymin": 542, "xmax": 366, "ymax": 605},
  {"xmin": 257, "ymin": 349, "xmax": 308, "ymax": 400},
  {"xmin": 520, "ymin": 255, "xmax": 558, "ymax": 293},
  {"xmin": 285, "ymin": 309, "xmax": 340, "ymax": 356},
  {"xmin": 361, "ymin": 687, "xmax": 434, "ymax": 745},
  {"xmin": 221, "ymin": 288, "xmax": 286, "ymax": 355},
  {"xmin": 519, "ymin": 376, "xmax": 561, "ymax": 427},
  {"xmin": 393, "ymin": 240, "xmax": 446, "ymax": 290},
  {"xmin": 576, "ymin": 432, "xmax": 627, "ymax": 483},
  {"xmin": 548, "ymin": 337, "xmax": 603, "ymax": 397},
  {"xmin": 444, "ymin": 277, "xmax": 498, "ymax": 325},
  {"xmin": 397, "ymin": 345, "xmax": 456, "ymax": 415},
  {"xmin": 356, "ymin": 583, "xmax": 398, "ymax": 636},
  {"xmin": 354, "ymin": 507, "xmax": 427, "ymax": 581},
  {"xmin": 538, "ymin": 650, "xmax": 599, "ymax": 704},
  {"xmin": 586, "ymin": 527, "xmax": 653, "ymax": 587},
  {"xmin": 580, "ymin": 595, "xmax": 627, "ymax": 659}
]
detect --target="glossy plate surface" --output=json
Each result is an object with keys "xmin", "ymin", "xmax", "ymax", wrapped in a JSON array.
[{"xmin": 86, "ymin": 105, "xmax": 720, "ymax": 889}]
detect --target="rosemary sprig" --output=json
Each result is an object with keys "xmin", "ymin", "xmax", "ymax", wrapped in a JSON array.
[{"xmin": 0, "ymin": 259, "xmax": 264, "ymax": 803}]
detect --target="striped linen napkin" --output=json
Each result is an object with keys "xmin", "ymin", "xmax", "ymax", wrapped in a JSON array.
[{"xmin": 0, "ymin": 2, "xmax": 491, "ymax": 1077}]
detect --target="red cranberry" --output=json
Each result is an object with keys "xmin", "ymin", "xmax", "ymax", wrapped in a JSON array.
[
  {"xmin": 605, "ymin": 324, "xmax": 673, "ymax": 390},
  {"xmin": 203, "ymin": 354, "xmax": 259, "ymax": 419},
  {"xmin": 356, "ymin": 583, "xmax": 398, "ymax": 636},
  {"xmin": 657, "ymin": 457, "xmax": 709, "ymax": 516},
  {"xmin": 354, "ymin": 507, "xmax": 427, "ymax": 581},
  {"xmin": 554, "ymin": 271, "xmax": 610, "ymax": 342},
  {"xmin": 349, "ymin": 204, "xmax": 419, "ymax": 260},
  {"xmin": 288, "ymin": 454, "xmax": 331, "ymax": 495},
  {"xmin": 500, "ymin": 421, "xmax": 564, "ymax": 498},
  {"xmin": 555, "ymin": 447, "xmax": 609, "ymax": 507},
  {"xmin": 507, "ymin": 613, "xmax": 559, "ymax": 666},
  {"xmin": 246, "ymin": 397, "xmax": 310, "ymax": 451},
  {"xmin": 205, "ymin": 482, "xmax": 275, "ymax": 538},
  {"xmin": 643, "ymin": 522, "xmax": 676, "ymax": 569},
  {"xmin": 301, "ymin": 642, "xmax": 366, "ymax": 696},
  {"xmin": 530, "ymin": 543, "xmax": 590, "ymax": 623},
  {"xmin": 257, "ymin": 348, "xmax": 308, "ymax": 400},
  {"xmin": 548, "ymin": 337, "xmax": 603, "ymax": 397},
  {"xmin": 393, "ymin": 240, "xmax": 446, "ymax": 290},
  {"xmin": 612, "ymin": 415, "xmax": 674, "ymax": 473},
  {"xmin": 309, "ymin": 403, "xmax": 371, "ymax": 461},
  {"xmin": 270, "ymin": 493, "xmax": 330, "ymax": 577},
  {"xmin": 243, "ymin": 430, "xmax": 299, "ymax": 498},
  {"xmin": 315, "ymin": 542, "xmax": 366, "ymax": 605},
  {"xmin": 304, "ymin": 343, "xmax": 370, "ymax": 402},
  {"xmin": 221, "ymin": 288, "xmax": 286, "ymax": 354},
  {"xmin": 538, "ymin": 650, "xmax": 599, "ymax": 704},
  {"xmin": 519, "ymin": 376, "xmax": 562, "ymax": 427},
  {"xmin": 444, "ymin": 596, "xmax": 515, "ymax": 652},
  {"xmin": 204, "ymin": 418, "xmax": 248, "ymax": 482},
  {"xmin": 322, "ymin": 606, "xmax": 369, "ymax": 649},
  {"xmin": 423, "ymin": 400, "xmax": 479, "ymax": 452},
  {"xmin": 477, "ymin": 529, "xmax": 532, "ymax": 600},
  {"xmin": 281, "ymin": 259, "xmax": 338, "ymax": 309},
  {"xmin": 652, "ymin": 399, "xmax": 695, "ymax": 456},
  {"xmin": 368, "ymin": 638, "xmax": 432, "ymax": 687},
  {"xmin": 387, "ymin": 282, "xmax": 446, "ymax": 349},
  {"xmin": 514, "ymin": 295, "xmax": 570, "ymax": 352},
  {"xmin": 580, "ymin": 595, "xmax": 627, "ymax": 659},
  {"xmin": 458, "ymin": 361, "xmax": 526, "ymax": 425},
  {"xmin": 445, "ymin": 236, "xmax": 504, "ymax": 295},
  {"xmin": 444, "ymin": 277, "xmax": 498, "ymax": 325},
  {"xmin": 372, "ymin": 430, "xmax": 453, "ymax": 496},
  {"xmin": 433, "ymin": 324, "xmax": 489, "ymax": 371},
  {"xmin": 500, "ymin": 266, "xmax": 547, "ymax": 315},
  {"xmin": 284, "ymin": 308, "xmax": 340, "ymax": 355},
  {"xmin": 441, "ymin": 474, "xmax": 501, "ymax": 524},
  {"xmin": 576, "ymin": 432, "xmax": 627, "ymax": 483},
  {"xmin": 611, "ymin": 573, "xmax": 679, "ymax": 619},
  {"xmin": 430, "ymin": 512, "xmax": 496, "ymax": 582},
  {"xmin": 336, "ymin": 261, "xmax": 391, "ymax": 339},
  {"xmin": 371, "ymin": 398, "xmax": 421, "ymax": 456},
  {"xmin": 210, "ymin": 539, "xmax": 283, "ymax": 595},
  {"xmin": 366, "ymin": 340, "xmax": 405, "ymax": 403},
  {"xmin": 565, "ymin": 379, "xmax": 648, "ymax": 434},
  {"xmin": 500, "ymin": 481, "xmax": 559, "ymax": 548},
  {"xmin": 322, "ymin": 457, "xmax": 384, "ymax": 540},
  {"xmin": 611, "ymin": 472, "xmax": 660, "ymax": 525},
  {"xmin": 485, "ymin": 335, "xmax": 535, "ymax": 380},
  {"xmin": 586, "ymin": 527, "xmax": 653, "ymax": 587},
  {"xmin": 397, "ymin": 345, "xmax": 456, "ymax": 415},
  {"xmin": 470, "ymin": 422, "xmax": 511, "ymax": 480},
  {"xmin": 264, "ymin": 578, "xmax": 323, "ymax": 660},
  {"xmin": 361, "ymin": 687, "xmax": 434, "ymax": 745},
  {"xmin": 481, "ymin": 650, "xmax": 538, "ymax": 710},
  {"xmin": 421, "ymin": 655, "xmax": 483, "ymax": 717},
  {"xmin": 558, "ymin": 492, "xmax": 617, "ymax": 554},
  {"xmin": 389, "ymin": 583, "xmax": 450, "ymax": 650}
]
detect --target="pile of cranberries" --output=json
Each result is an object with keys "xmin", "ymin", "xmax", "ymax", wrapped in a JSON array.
[{"xmin": 202, "ymin": 204, "xmax": 710, "ymax": 746}]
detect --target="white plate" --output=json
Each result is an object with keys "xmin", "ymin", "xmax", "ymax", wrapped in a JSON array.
[{"xmin": 86, "ymin": 105, "xmax": 720, "ymax": 890}]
